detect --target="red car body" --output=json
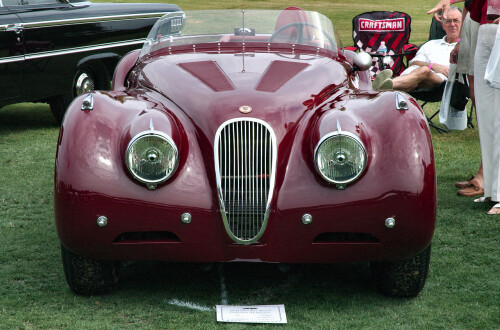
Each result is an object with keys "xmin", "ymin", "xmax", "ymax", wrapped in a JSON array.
[{"xmin": 54, "ymin": 9, "xmax": 435, "ymax": 296}]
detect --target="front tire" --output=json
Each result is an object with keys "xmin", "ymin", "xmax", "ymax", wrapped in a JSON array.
[
  {"xmin": 61, "ymin": 244, "xmax": 120, "ymax": 295},
  {"xmin": 370, "ymin": 244, "xmax": 431, "ymax": 298},
  {"xmin": 49, "ymin": 62, "xmax": 110, "ymax": 124}
]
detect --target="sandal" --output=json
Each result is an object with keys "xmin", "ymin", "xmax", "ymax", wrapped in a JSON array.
[
  {"xmin": 455, "ymin": 180, "xmax": 472, "ymax": 188},
  {"xmin": 474, "ymin": 197, "xmax": 491, "ymax": 203},
  {"xmin": 487, "ymin": 203, "xmax": 500, "ymax": 215},
  {"xmin": 457, "ymin": 185, "xmax": 484, "ymax": 197},
  {"xmin": 455, "ymin": 177, "xmax": 474, "ymax": 188}
]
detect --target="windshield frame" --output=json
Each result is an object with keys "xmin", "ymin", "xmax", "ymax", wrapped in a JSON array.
[{"xmin": 140, "ymin": 9, "xmax": 344, "ymax": 60}]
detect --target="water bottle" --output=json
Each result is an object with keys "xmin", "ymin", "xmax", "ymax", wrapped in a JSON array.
[{"xmin": 377, "ymin": 41, "xmax": 387, "ymax": 56}]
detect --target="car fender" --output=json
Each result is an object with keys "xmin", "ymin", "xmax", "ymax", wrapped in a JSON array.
[
  {"xmin": 55, "ymin": 90, "xmax": 220, "ymax": 254},
  {"xmin": 76, "ymin": 52, "xmax": 123, "ymax": 76},
  {"xmin": 112, "ymin": 49, "xmax": 141, "ymax": 92},
  {"xmin": 273, "ymin": 90, "xmax": 435, "ymax": 260}
]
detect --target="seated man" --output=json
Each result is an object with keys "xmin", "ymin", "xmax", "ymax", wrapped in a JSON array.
[{"xmin": 373, "ymin": 7, "xmax": 462, "ymax": 91}]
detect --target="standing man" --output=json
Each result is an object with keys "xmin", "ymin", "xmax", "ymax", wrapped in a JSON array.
[{"xmin": 429, "ymin": 0, "xmax": 500, "ymax": 215}]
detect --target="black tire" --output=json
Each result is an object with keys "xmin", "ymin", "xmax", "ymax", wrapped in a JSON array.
[
  {"xmin": 49, "ymin": 94, "xmax": 73, "ymax": 125},
  {"xmin": 370, "ymin": 244, "xmax": 431, "ymax": 298},
  {"xmin": 49, "ymin": 61, "xmax": 110, "ymax": 124},
  {"xmin": 61, "ymin": 244, "xmax": 120, "ymax": 295}
]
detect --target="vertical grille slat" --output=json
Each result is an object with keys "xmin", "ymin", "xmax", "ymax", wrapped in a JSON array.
[{"xmin": 215, "ymin": 118, "xmax": 276, "ymax": 244}]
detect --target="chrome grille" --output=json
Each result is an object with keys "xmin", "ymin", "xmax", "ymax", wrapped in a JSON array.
[{"xmin": 215, "ymin": 118, "xmax": 277, "ymax": 244}]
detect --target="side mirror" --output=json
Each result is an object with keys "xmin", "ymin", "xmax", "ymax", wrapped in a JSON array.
[{"xmin": 352, "ymin": 52, "xmax": 372, "ymax": 72}]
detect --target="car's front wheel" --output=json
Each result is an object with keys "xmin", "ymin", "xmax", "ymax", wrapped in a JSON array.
[
  {"xmin": 61, "ymin": 244, "xmax": 120, "ymax": 295},
  {"xmin": 49, "ymin": 62, "xmax": 110, "ymax": 124},
  {"xmin": 370, "ymin": 244, "xmax": 431, "ymax": 298}
]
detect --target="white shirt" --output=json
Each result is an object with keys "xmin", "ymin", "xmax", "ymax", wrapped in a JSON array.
[
  {"xmin": 409, "ymin": 36, "xmax": 457, "ymax": 67},
  {"xmin": 401, "ymin": 36, "xmax": 457, "ymax": 80}
]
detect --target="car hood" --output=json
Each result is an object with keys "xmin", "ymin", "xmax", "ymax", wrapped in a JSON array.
[{"xmin": 136, "ymin": 51, "xmax": 349, "ymax": 138}]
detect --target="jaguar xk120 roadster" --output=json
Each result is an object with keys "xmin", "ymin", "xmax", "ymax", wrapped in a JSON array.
[{"xmin": 54, "ymin": 8, "xmax": 436, "ymax": 297}]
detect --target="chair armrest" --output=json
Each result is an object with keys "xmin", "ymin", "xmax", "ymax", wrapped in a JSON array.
[{"xmin": 403, "ymin": 44, "xmax": 418, "ymax": 61}]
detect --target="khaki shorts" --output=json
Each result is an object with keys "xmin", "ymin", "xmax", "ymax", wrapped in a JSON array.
[{"xmin": 456, "ymin": 12, "xmax": 479, "ymax": 75}]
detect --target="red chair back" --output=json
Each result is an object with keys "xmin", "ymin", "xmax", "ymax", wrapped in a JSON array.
[{"xmin": 349, "ymin": 11, "xmax": 418, "ymax": 78}]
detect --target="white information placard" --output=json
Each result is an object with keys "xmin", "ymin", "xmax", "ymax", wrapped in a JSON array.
[{"xmin": 216, "ymin": 305, "xmax": 287, "ymax": 324}]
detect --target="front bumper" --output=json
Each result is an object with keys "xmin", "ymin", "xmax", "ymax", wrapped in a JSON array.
[{"xmin": 55, "ymin": 189, "xmax": 435, "ymax": 263}]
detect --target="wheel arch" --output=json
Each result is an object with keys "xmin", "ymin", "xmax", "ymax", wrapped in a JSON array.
[{"xmin": 76, "ymin": 52, "xmax": 123, "ymax": 78}]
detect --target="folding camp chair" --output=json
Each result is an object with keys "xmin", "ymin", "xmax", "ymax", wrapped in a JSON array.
[
  {"xmin": 408, "ymin": 17, "xmax": 450, "ymax": 133},
  {"xmin": 414, "ymin": 73, "xmax": 476, "ymax": 132},
  {"xmin": 409, "ymin": 80, "xmax": 449, "ymax": 133},
  {"xmin": 409, "ymin": 17, "xmax": 475, "ymax": 133},
  {"xmin": 345, "ymin": 11, "xmax": 418, "ymax": 79}
]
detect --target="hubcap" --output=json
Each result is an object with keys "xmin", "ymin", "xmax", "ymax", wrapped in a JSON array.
[{"xmin": 75, "ymin": 72, "xmax": 94, "ymax": 96}]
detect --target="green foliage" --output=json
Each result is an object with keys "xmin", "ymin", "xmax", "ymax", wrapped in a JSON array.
[{"xmin": 1, "ymin": 0, "xmax": 498, "ymax": 328}]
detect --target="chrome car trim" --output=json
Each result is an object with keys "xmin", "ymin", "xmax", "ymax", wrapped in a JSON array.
[
  {"xmin": 0, "ymin": 13, "xmax": 162, "ymax": 31},
  {"xmin": 385, "ymin": 217, "xmax": 396, "ymax": 228},
  {"xmin": 29, "ymin": 39, "xmax": 145, "ymax": 60},
  {"xmin": 0, "ymin": 24, "xmax": 19, "ymax": 31},
  {"xmin": 0, "ymin": 55, "xmax": 25, "ymax": 64},
  {"xmin": 96, "ymin": 215, "xmax": 108, "ymax": 227},
  {"xmin": 4, "ymin": 24, "xmax": 23, "ymax": 34},
  {"xmin": 302, "ymin": 214, "xmax": 313, "ymax": 225},
  {"xmin": 68, "ymin": 1, "xmax": 92, "ymax": 7},
  {"xmin": 180, "ymin": 213, "xmax": 192, "ymax": 224},
  {"xmin": 214, "ymin": 118, "xmax": 277, "ymax": 245},
  {"xmin": 0, "ymin": 38, "xmax": 146, "ymax": 64},
  {"xmin": 81, "ymin": 93, "xmax": 93, "ymax": 111},
  {"xmin": 21, "ymin": 12, "xmax": 168, "ymax": 29},
  {"xmin": 395, "ymin": 92, "xmax": 408, "ymax": 110}
]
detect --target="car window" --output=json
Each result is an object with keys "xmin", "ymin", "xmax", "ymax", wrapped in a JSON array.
[
  {"xmin": 2, "ymin": 0, "xmax": 25, "ymax": 5},
  {"xmin": 2, "ymin": 0, "xmax": 66, "ymax": 5}
]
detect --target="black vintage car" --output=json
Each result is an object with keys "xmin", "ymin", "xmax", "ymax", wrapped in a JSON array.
[{"xmin": 0, "ymin": 0, "xmax": 180, "ymax": 123}]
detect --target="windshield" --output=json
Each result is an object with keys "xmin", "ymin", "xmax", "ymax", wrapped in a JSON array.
[
  {"xmin": 1, "ymin": 0, "xmax": 72, "ymax": 5},
  {"xmin": 140, "ymin": 9, "xmax": 343, "ymax": 59}
]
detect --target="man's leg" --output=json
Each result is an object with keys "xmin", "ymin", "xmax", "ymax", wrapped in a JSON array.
[
  {"xmin": 392, "ymin": 66, "xmax": 444, "ymax": 91},
  {"xmin": 456, "ymin": 74, "xmax": 484, "ymax": 196}
]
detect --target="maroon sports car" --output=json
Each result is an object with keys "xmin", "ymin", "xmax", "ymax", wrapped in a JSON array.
[{"xmin": 54, "ymin": 8, "xmax": 436, "ymax": 297}]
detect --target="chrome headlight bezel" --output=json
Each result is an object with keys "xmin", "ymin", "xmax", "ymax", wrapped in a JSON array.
[
  {"xmin": 314, "ymin": 131, "xmax": 367, "ymax": 188},
  {"xmin": 125, "ymin": 130, "xmax": 178, "ymax": 190}
]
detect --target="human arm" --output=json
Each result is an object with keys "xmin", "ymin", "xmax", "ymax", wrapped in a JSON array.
[
  {"xmin": 410, "ymin": 42, "xmax": 450, "ymax": 77},
  {"xmin": 427, "ymin": 0, "xmax": 466, "ymax": 21},
  {"xmin": 411, "ymin": 60, "xmax": 449, "ymax": 77},
  {"xmin": 450, "ymin": 43, "xmax": 459, "ymax": 64}
]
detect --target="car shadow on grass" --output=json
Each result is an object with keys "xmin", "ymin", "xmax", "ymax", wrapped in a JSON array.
[
  {"xmin": 116, "ymin": 261, "xmax": 380, "ymax": 309},
  {"xmin": 0, "ymin": 103, "xmax": 58, "ymax": 132}
]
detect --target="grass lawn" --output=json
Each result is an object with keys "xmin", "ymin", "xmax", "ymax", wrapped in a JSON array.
[{"xmin": 0, "ymin": 0, "xmax": 498, "ymax": 328}]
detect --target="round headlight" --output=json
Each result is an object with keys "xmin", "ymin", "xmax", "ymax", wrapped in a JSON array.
[
  {"xmin": 314, "ymin": 132, "xmax": 367, "ymax": 187},
  {"xmin": 126, "ymin": 131, "xmax": 178, "ymax": 189}
]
